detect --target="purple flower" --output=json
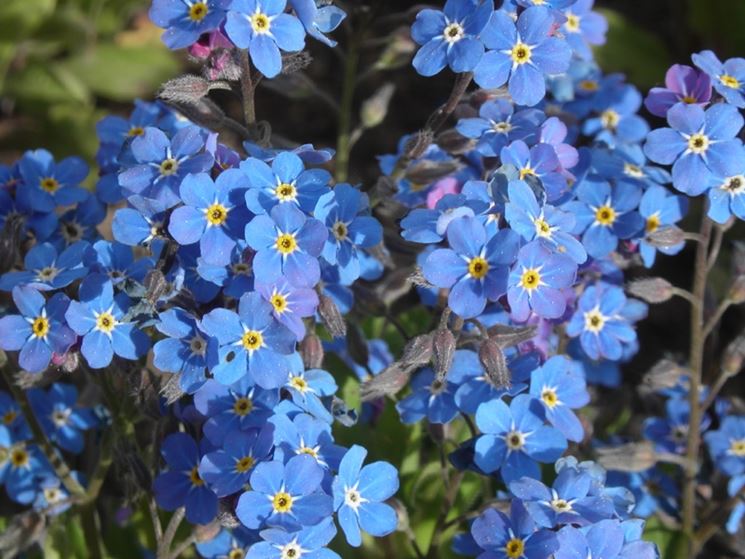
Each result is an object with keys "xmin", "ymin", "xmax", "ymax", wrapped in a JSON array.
[
  {"xmin": 644, "ymin": 64, "xmax": 712, "ymax": 118},
  {"xmin": 692, "ymin": 50, "xmax": 745, "ymax": 108}
]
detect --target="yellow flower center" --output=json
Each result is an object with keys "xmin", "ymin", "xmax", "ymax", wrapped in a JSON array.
[
  {"xmin": 289, "ymin": 376, "xmax": 309, "ymax": 392},
  {"xmin": 565, "ymin": 13, "xmax": 580, "ymax": 33},
  {"xmin": 159, "ymin": 158, "xmax": 179, "ymax": 176},
  {"xmin": 189, "ymin": 466, "xmax": 204, "ymax": 486},
  {"xmin": 272, "ymin": 491, "xmax": 293, "ymax": 513},
  {"xmin": 511, "ymin": 43, "xmax": 532, "ymax": 65},
  {"xmin": 520, "ymin": 268, "xmax": 541, "ymax": 291},
  {"xmin": 275, "ymin": 233, "xmax": 297, "ymax": 255},
  {"xmin": 241, "ymin": 330, "xmax": 263, "ymax": 351},
  {"xmin": 205, "ymin": 203, "xmax": 229, "ymax": 226},
  {"xmin": 332, "ymin": 221, "xmax": 348, "ymax": 241},
  {"xmin": 3, "ymin": 410, "xmax": 17, "ymax": 425},
  {"xmin": 720, "ymin": 74, "xmax": 740, "ymax": 89},
  {"xmin": 519, "ymin": 166, "xmax": 536, "ymax": 180},
  {"xmin": 646, "ymin": 213, "xmax": 660, "ymax": 234},
  {"xmin": 275, "ymin": 183, "xmax": 297, "ymax": 202},
  {"xmin": 687, "ymin": 133, "xmax": 709, "ymax": 154},
  {"xmin": 128, "ymin": 126, "xmax": 145, "ymax": 137},
  {"xmin": 10, "ymin": 447, "xmax": 29, "ymax": 468},
  {"xmin": 31, "ymin": 316, "xmax": 49, "ymax": 338},
  {"xmin": 233, "ymin": 262, "xmax": 250, "ymax": 275},
  {"xmin": 36, "ymin": 266, "xmax": 58, "ymax": 281},
  {"xmin": 270, "ymin": 293, "xmax": 288, "ymax": 314},
  {"xmin": 730, "ymin": 439, "xmax": 745, "ymax": 457},
  {"xmin": 188, "ymin": 2, "xmax": 209, "ymax": 22},
  {"xmin": 600, "ymin": 109, "xmax": 620, "ymax": 130},
  {"xmin": 505, "ymin": 538, "xmax": 526, "ymax": 559},
  {"xmin": 96, "ymin": 312, "xmax": 117, "ymax": 334},
  {"xmin": 235, "ymin": 455, "xmax": 255, "ymax": 473},
  {"xmin": 534, "ymin": 217, "xmax": 552, "ymax": 238},
  {"xmin": 189, "ymin": 336, "xmax": 206, "ymax": 355},
  {"xmin": 506, "ymin": 431, "xmax": 525, "ymax": 450},
  {"xmin": 443, "ymin": 22, "xmax": 465, "ymax": 44},
  {"xmin": 40, "ymin": 177, "xmax": 60, "ymax": 193},
  {"xmin": 723, "ymin": 175, "xmax": 745, "ymax": 194},
  {"xmin": 251, "ymin": 12, "xmax": 271, "ymax": 34},
  {"xmin": 298, "ymin": 446, "xmax": 318, "ymax": 458},
  {"xmin": 579, "ymin": 80, "xmax": 599, "ymax": 92},
  {"xmin": 595, "ymin": 205, "xmax": 616, "ymax": 226},
  {"xmin": 681, "ymin": 95, "xmax": 697, "ymax": 104},
  {"xmin": 541, "ymin": 388, "xmax": 559, "ymax": 408},
  {"xmin": 584, "ymin": 308, "xmax": 606, "ymax": 333},
  {"xmin": 551, "ymin": 498, "xmax": 572, "ymax": 512},
  {"xmin": 468, "ymin": 256, "xmax": 489, "ymax": 279},
  {"xmin": 623, "ymin": 163, "xmax": 644, "ymax": 178},
  {"xmin": 228, "ymin": 550, "xmax": 245, "ymax": 559},
  {"xmin": 233, "ymin": 397, "xmax": 253, "ymax": 416},
  {"xmin": 493, "ymin": 121, "xmax": 512, "ymax": 134},
  {"xmin": 43, "ymin": 487, "xmax": 62, "ymax": 503}
]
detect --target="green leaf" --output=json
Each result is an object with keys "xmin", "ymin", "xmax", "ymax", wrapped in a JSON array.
[
  {"xmin": 5, "ymin": 64, "xmax": 89, "ymax": 105},
  {"xmin": 0, "ymin": 0, "xmax": 56, "ymax": 43}
]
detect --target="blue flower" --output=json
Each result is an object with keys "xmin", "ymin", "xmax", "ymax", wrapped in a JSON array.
[
  {"xmin": 0, "ymin": 286, "xmax": 76, "ymax": 373},
  {"xmin": 199, "ymin": 426, "xmax": 274, "ymax": 497},
  {"xmin": 153, "ymin": 433, "xmax": 218, "ymax": 525},
  {"xmin": 16, "ymin": 149, "xmax": 89, "ymax": 212},
  {"xmin": 112, "ymin": 207, "xmax": 164, "ymax": 247},
  {"xmin": 314, "ymin": 184, "xmax": 383, "ymax": 285},
  {"xmin": 85, "ymin": 240, "xmax": 152, "ymax": 285},
  {"xmin": 118, "ymin": 126, "xmax": 214, "ymax": 211},
  {"xmin": 169, "ymin": 170, "xmax": 250, "ymax": 266},
  {"xmin": 400, "ymin": 192, "xmax": 486, "ymax": 245},
  {"xmin": 256, "ymin": 277, "xmax": 319, "ymax": 341},
  {"xmin": 474, "ymin": 394, "xmax": 567, "ymax": 483},
  {"xmin": 561, "ymin": 0, "xmax": 607, "ymax": 61},
  {"xmin": 423, "ymin": 217, "xmax": 520, "ymax": 319},
  {"xmin": 242, "ymin": 151, "xmax": 331, "ymax": 215},
  {"xmin": 411, "ymin": 0, "xmax": 493, "ymax": 77},
  {"xmin": 705, "ymin": 416, "xmax": 745, "ymax": 478},
  {"xmin": 505, "ymin": 180, "xmax": 587, "ymax": 264},
  {"xmin": 33, "ymin": 473, "xmax": 77, "ymax": 515},
  {"xmin": 529, "ymin": 355, "xmax": 589, "ymax": 442},
  {"xmin": 51, "ymin": 194, "xmax": 106, "ymax": 250},
  {"xmin": 284, "ymin": 364, "xmax": 338, "ymax": 423},
  {"xmin": 64, "ymin": 274, "xmax": 151, "ymax": 369},
  {"xmin": 692, "ymin": 50, "xmax": 745, "ymax": 108},
  {"xmin": 643, "ymin": 103, "xmax": 744, "ymax": 195},
  {"xmin": 225, "ymin": 0, "xmax": 306, "ymax": 78},
  {"xmin": 501, "ymin": 140, "xmax": 568, "ymax": 201},
  {"xmin": 643, "ymin": 398, "xmax": 708, "ymax": 455},
  {"xmin": 0, "ymin": 189, "xmax": 58, "ymax": 243},
  {"xmin": 396, "ymin": 367, "xmax": 466, "ymax": 425},
  {"xmin": 247, "ymin": 517, "xmax": 340, "ymax": 559},
  {"xmin": 235, "ymin": 454, "xmax": 333, "ymax": 530},
  {"xmin": 289, "ymin": 0, "xmax": 346, "ymax": 47},
  {"xmin": 705, "ymin": 145, "xmax": 745, "ymax": 224},
  {"xmin": 564, "ymin": 179, "xmax": 643, "ymax": 259},
  {"xmin": 456, "ymin": 100, "xmax": 545, "ymax": 157},
  {"xmin": 153, "ymin": 308, "xmax": 215, "ymax": 394},
  {"xmin": 196, "ymin": 527, "xmax": 258, "ymax": 559},
  {"xmin": 0, "ymin": 241, "xmax": 89, "ymax": 292},
  {"xmin": 507, "ymin": 241, "xmax": 577, "ymax": 322},
  {"xmin": 554, "ymin": 520, "xmax": 623, "ymax": 559},
  {"xmin": 638, "ymin": 185, "xmax": 688, "ymax": 267},
  {"xmin": 582, "ymin": 84, "xmax": 649, "ymax": 147},
  {"xmin": 332, "ymin": 444, "xmax": 399, "ymax": 547},
  {"xmin": 470, "ymin": 500, "xmax": 559, "ymax": 559},
  {"xmin": 193, "ymin": 377, "xmax": 279, "ymax": 445},
  {"xmin": 0, "ymin": 392, "xmax": 31, "ymax": 441},
  {"xmin": 245, "ymin": 203, "xmax": 328, "ymax": 288},
  {"xmin": 27, "ymin": 383, "xmax": 97, "ymax": 454},
  {"xmin": 201, "ymin": 291, "xmax": 295, "ymax": 387},
  {"xmin": 150, "ymin": 0, "xmax": 228, "ymax": 49},
  {"xmin": 474, "ymin": 7, "xmax": 572, "ymax": 106},
  {"xmin": 271, "ymin": 412, "xmax": 345, "ymax": 470},
  {"xmin": 4, "ymin": 441, "xmax": 51, "ymax": 505},
  {"xmin": 566, "ymin": 282, "xmax": 638, "ymax": 361}
]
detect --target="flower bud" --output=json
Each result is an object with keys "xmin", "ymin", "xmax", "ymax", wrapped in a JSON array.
[
  {"xmin": 478, "ymin": 339, "xmax": 510, "ymax": 389},
  {"xmin": 597, "ymin": 441, "xmax": 657, "ymax": 472},
  {"xmin": 486, "ymin": 324, "xmax": 537, "ymax": 348},
  {"xmin": 299, "ymin": 333, "xmax": 324, "ymax": 369},
  {"xmin": 436, "ymin": 128, "xmax": 477, "ymax": 155},
  {"xmin": 641, "ymin": 358, "xmax": 686, "ymax": 392},
  {"xmin": 318, "ymin": 294, "xmax": 346, "ymax": 338},
  {"xmin": 729, "ymin": 275, "xmax": 745, "ymax": 304},
  {"xmin": 645, "ymin": 225, "xmax": 686, "ymax": 248},
  {"xmin": 400, "ymin": 334, "xmax": 433, "ymax": 368},
  {"xmin": 626, "ymin": 277, "xmax": 674, "ymax": 304},
  {"xmin": 404, "ymin": 159, "xmax": 461, "ymax": 186},
  {"xmin": 361, "ymin": 83, "xmax": 395, "ymax": 129},
  {"xmin": 432, "ymin": 328, "xmax": 456, "ymax": 383},
  {"xmin": 722, "ymin": 333, "xmax": 745, "ymax": 378},
  {"xmin": 360, "ymin": 363, "xmax": 412, "ymax": 401}
]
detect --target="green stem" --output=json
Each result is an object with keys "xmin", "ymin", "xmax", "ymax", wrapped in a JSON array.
[
  {"xmin": 682, "ymin": 215, "xmax": 713, "ymax": 554},
  {"xmin": 80, "ymin": 504, "xmax": 104, "ymax": 559},
  {"xmin": 335, "ymin": 37, "xmax": 360, "ymax": 182}
]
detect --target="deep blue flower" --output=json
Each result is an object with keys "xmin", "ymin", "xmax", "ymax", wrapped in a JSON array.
[
  {"xmin": 566, "ymin": 282, "xmax": 638, "ymax": 361},
  {"xmin": 555, "ymin": 520, "xmax": 623, "ymax": 559},
  {"xmin": 332, "ymin": 444, "xmax": 399, "ymax": 547},
  {"xmin": 705, "ymin": 145, "xmax": 745, "ymax": 224},
  {"xmin": 27, "ymin": 383, "xmax": 97, "ymax": 454},
  {"xmin": 256, "ymin": 276, "xmax": 319, "ymax": 341},
  {"xmin": 153, "ymin": 432, "xmax": 218, "ymax": 525},
  {"xmin": 314, "ymin": 184, "xmax": 383, "ymax": 285},
  {"xmin": 529, "ymin": 355, "xmax": 589, "ymax": 442},
  {"xmin": 194, "ymin": 377, "xmax": 279, "ymax": 445},
  {"xmin": 64, "ymin": 274, "xmax": 150, "ymax": 369},
  {"xmin": 470, "ymin": 500, "xmax": 559, "ymax": 559},
  {"xmin": 501, "ymin": 140, "xmax": 568, "ymax": 201},
  {"xmin": 637, "ymin": 185, "xmax": 688, "ymax": 267},
  {"xmin": 153, "ymin": 308, "xmax": 215, "ymax": 394},
  {"xmin": 474, "ymin": 7, "xmax": 572, "ymax": 106},
  {"xmin": 396, "ymin": 366, "xmax": 468, "ymax": 425},
  {"xmin": 247, "ymin": 517, "xmax": 340, "ymax": 559},
  {"xmin": 150, "ymin": 0, "xmax": 228, "ymax": 49},
  {"xmin": 33, "ymin": 473, "xmax": 77, "ymax": 515},
  {"xmin": 591, "ymin": 145, "xmax": 671, "ymax": 191},
  {"xmin": 3, "ymin": 441, "xmax": 50, "ymax": 505},
  {"xmin": 582, "ymin": 84, "xmax": 649, "ymax": 147},
  {"xmin": 236, "ymin": 454, "xmax": 333, "ymax": 530},
  {"xmin": 289, "ymin": 0, "xmax": 346, "ymax": 47},
  {"xmin": 196, "ymin": 527, "xmax": 258, "ymax": 559},
  {"xmin": 173, "ymin": 244, "xmax": 222, "ymax": 303},
  {"xmin": 169, "ymin": 170, "xmax": 250, "ymax": 266},
  {"xmin": 692, "ymin": 50, "xmax": 745, "ymax": 108},
  {"xmin": 643, "ymin": 397, "xmax": 709, "ymax": 455},
  {"xmin": 201, "ymin": 291, "xmax": 295, "ymax": 387},
  {"xmin": 507, "ymin": 241, "xmax": 577, "ymax": 322},
  {"xmin": 423, "ymin": 217, "xmax": 520, "ymax": 319},
  {"xmin": 411, "ymin": 0, "xmax": 493, "ymax": 77},
  {"xmin": 0, "ymin": 392, "xmax": 31, "ymax": 441},
  {"xmin": 271, "ymin": 412, "xmax": 345, "ymax": 470},
  {"xmin": 16, "ymin": 149, "xmax": 88, "ymax": 212},
  {"xmin": 51, "ymin": 194, "xmax": 106, "ymax": 250},
  {"xmin": 705, "ymin": 416, "xmax": 745, "ymax": 478},
  {"xmin": 505, "ymin": 180, "xmax": 587, "ymax": 265},
  {"xmin": 0, "ymin": 189, "xmax": 58, "ymax": 243},
  {"xmin": 643, "ymin": 103, "xmax": 744, "ymax": 195},
  {"xmin": 225, "ymin": 0, "xmax": 306, "ymax": 78},
  {"xmin": 199, "ymin": 426, "xmax": 274, "ymax": 497},
  {"xmin": 564, "ymin": 179, "xmax": 643, "ymax": 259},
  {"xmin": 85, "ymin": 240, "xmax": 152, "ymax": 285},
  {"xmin": 118, "ymin": 126, "xmax": 214, "ymax": 211},
  {"xmin": 242, "ymin": 151, "xmax": 331, "ymax": 215},
  {"xmin": 0, "ymin": 286, "xmax": 76, "ymax": 373},
  {"xmin": 0, "ymin": 241, "xmax": 89, "ymax": 292},
  {"xmin": 606, "ymin": 466, "xmax": 679, "ymax": 518},
  {"xmin": 474, "ymin": 394, "xmax": 567, "ymax": 483},
  {"xmin": 245, "ymin": 203, "xmax": 328, "ymax": 288},
  {"xmin": 197, "ymin": 240, "xmax": 255, "ymax": 299},
  {"xmin": 561, "ymin": 0, "xmax": 607, "ymax": 61},
  {"xmin": 112, "ymin": 207, "xmax": 165, "ymax": 247},
  {"xmin": 457, "ymin": 101, "xmax": 546, "ymax": 157},
  {"xmin": 284, "ymin": 362, "xmax": 338, "ymax": 423}
]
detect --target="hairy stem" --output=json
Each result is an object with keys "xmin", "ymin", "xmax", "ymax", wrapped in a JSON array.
[
  {"xmin": 335, "ymin": 35, "xmax": 360, "ymax": 182},
  {"xmin": 238, "ymin": 50, "xmax": 257, "ymax": 128}
]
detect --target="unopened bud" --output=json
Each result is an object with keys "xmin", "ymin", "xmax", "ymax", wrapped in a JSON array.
[
  {"xmin": 486, "ymin": 324, "xmax": 537, "ymax": 348},
  {"xmin": 373, "ymin": 28, "xmax": 416, "ymax": 71},
  {"xmin": 722, "ymin": 333, "xmax": 745, "ymax": 377},
  {"xmin": 404, "ymin": 159, "xmax": 461, "ymax": 185},
  {"xmin": 432, "ymin": 328, "xmax": 456, "ymax": 382},
  {"xmin": 400, "ymin": 334, "xmax": 433, "ymax": 368},
  {"xmin": 158, "ymin": 75, "xmax": 211, "ymax": 105},
  {"xmin": 318, "ymin": 295, "xmax": 346, "ymax": 338},
  {"xmin": 641, "ymin": 358, "xmax": 686, "ymax": 392},
  {"xmin": 729, "ymin": 275, "xmax": 745, "ymax": 304},
  {"xmin": 218, "ymin": 511, "xmax": 240, "ymax": 529},
  {"xmin": 403, "ymin": 130, "xmax": 435, "ymax": 160},
  {"xmin": 626, "ymin": 277, "xmax": 674, "ymax": 304},
  {"xmin": 436, "ymin": 128, "xmax": 477, "ymax": 155},
  {"xmin": 144, "ymin": 269, "xmax": 170, "ymax": 304},
  {"xmin": 281, "ymin": 51, "xmax": 313, "ymax": 74},
  {"xmin": 646, "ymin": 225, "xmax": 686, "ymax": 248},
  {"xmin": 195, "ymin": 520, "xmax": 222, "ymax": 543},
  {"xmin": 479, "ymin": 339, "xmax": 510, "ymax": 389},
  {"xmin": 408, "ymin": 267, "xmax": 433, "ymax": 289},
  {"xmin": 299, "ymin": 333, "xmax": 324, "ymax": 369},
  {"xmin": 160, "ymin": 374, "xmax": 185, "ymax": 405},
  {"xmin": 427, "ymin": 421, "xmax": 446, "ymax": 443},
  {"xmin": 597, "ymin": 441, "xmax": 657, "ymax": 472},
  {"xmin": 60, "ymin": 351, "xmax": 80, "ymax": 373},
  {"xmin": 360, "ymin": 363, "xmax": 412, "ymax": 401},
  {"xmin": 361, "ymin": 83, "xmax": 395, "ymax": 129}
]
